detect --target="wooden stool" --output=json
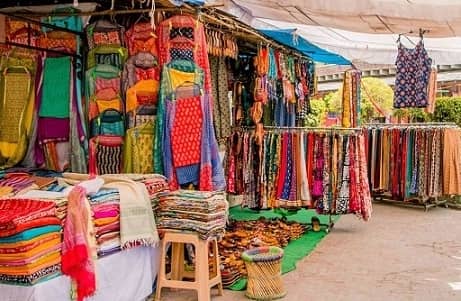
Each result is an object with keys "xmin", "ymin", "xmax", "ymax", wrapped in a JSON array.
[{"xmin": 155, "ymin": 231, "xmax": 223, "ymax": 301}]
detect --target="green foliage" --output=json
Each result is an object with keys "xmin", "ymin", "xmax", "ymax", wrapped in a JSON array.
[
  {"xmin": 433, "ymin": 97, "xmax": 461, "ymax": 126},
  {"xmin": 305, "ymin": 98, "xmax": 328, "ymax": 126},
  {"xmin": 325, "ymin": 77, "xmax": 394, "ymax": 124},
  {"xmin": 392, "ymin": 108, "xmax": 431, "ymax": 122}
]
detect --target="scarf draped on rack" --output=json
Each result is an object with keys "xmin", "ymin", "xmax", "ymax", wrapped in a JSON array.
[{"xmin": 225, "ymin": 128, "xmax": 372, "ymax": 220}]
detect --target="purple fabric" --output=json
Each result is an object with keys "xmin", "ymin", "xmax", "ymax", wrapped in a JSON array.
[
  {"xmin": 200, "ymin": 93, "xmax": 225, "ymax": 190},
  {"xmin": 37, "ymin": 118, "xmax": 70, "ymax": 142}
]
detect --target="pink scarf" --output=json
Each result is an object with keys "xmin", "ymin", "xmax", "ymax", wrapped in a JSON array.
[{"xmin": 61, "ymin": 186, "xmax": 96, "ymax": 301}]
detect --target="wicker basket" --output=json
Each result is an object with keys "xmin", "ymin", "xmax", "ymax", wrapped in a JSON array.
[{"xmin": 242, "ymin": 246, "xmax": 286, "ymax": 300}]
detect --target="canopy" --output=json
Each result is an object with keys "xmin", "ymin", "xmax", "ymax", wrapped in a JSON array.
[
  {"xmin": 260, "ymin": 28, "xmax": 350, "ymax": 65},
  {"xmin": 217, "ymin": 0, "xmax": 461, "ymax": 37},
  {"xmin": 212, "ymin": 0, "xmax": 461, "ymax": 65}
]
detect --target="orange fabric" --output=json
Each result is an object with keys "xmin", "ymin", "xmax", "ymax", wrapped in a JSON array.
[{"xmin": 126, "ymin": 79, "xmax": 159, "ymax": 113}]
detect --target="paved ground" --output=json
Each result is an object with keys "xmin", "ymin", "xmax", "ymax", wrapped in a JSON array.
[{"xmin": 155, "ymin": 203, "xmax": 461, "ymax": 301}]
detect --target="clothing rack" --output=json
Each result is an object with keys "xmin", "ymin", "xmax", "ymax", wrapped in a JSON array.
[
  {"xmin": 235, "ymin": 126, "xmax": 362, "ymax": 132},
  {"xmin": 363, "ymin": 123, "xmax": 458, "ymax": 211},
  {"xmin": 364, "ymin": 122, "xmax": 458, "ymax": 128}
]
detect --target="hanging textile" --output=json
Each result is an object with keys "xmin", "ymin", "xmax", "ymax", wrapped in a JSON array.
[
  {"xmin": 154, "ymin": 59, "xmax": 225, "ymax": 191},
  {"xmin": 425, "ymin": 67, "xmax": 437, "ymax": 114},
  {"xmin": 342, "ymin": 69, "xmax": 362, "ymax": 128},
  {"xmin": 0, "ymin": 64, "xmax": 34, "ymax": 169},
  {"xmin": 364, "ymin": 125, "xmax": 461, "ymax": 200},
  {"xmin": 393, "ymin": 40, "xmax": 432, "ymax": 108},
  {"xmin": 210, "ymin": 56, "xmax": 231, "ymax": 149},
  {"xmin": 225, "ymin": 128, "xmax": 372, "ymax": 220}
]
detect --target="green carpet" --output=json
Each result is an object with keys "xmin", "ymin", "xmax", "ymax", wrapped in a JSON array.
[{"xmin": 227, "ymin": 207, "xmax": 339, "ymax": 291}]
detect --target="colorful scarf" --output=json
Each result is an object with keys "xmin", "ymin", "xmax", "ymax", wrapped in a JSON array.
[{"xmin": 61, "ymin": 186, "xmax": 96, "ymax": 301}]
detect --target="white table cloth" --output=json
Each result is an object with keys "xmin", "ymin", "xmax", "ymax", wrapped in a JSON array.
[{"xmin": 0, "ymin": 246, "xmax": 160, "ymax": 301}]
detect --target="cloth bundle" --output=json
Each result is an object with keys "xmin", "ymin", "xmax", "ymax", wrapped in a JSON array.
[
  {"xmin": 140, "ymin": 174, "xmax": 170, "ymax": 212},
  {"xmin": 155, "ymin": 190, "xmax": 228, "ymax": 239},
  {"xmin": 88, "ymin": 188, "xmax": 121, "ymax": 257},
  {"xmin": 0, "ymin": 199, "xmax": 62, "ymax": 285}
]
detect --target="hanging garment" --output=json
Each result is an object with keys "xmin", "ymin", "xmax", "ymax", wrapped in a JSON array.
[
  {"xmin": 0, "ymin": 66, "xmax": 34, "ymax": 168},
  {"xmin": 157, "ymin": 14, "xmax": 211, "ymax": 92},
  {"xmin": 210, "ymin": 56, "xmax": 231, "ymax": 148},
  {"xmin": 425, "ymin": 67, "xmax": 437, "ymax": 114},
  {"xmin": 123, "ymin": 122, "xmax": 155, "ymax": 174},
  {"xmin": 122, "ymin": 52, "xmax": 159, "ymax": 95},
  {"xmin": 39, "ymin": 56, "xmax": 72, "ymax": 118},
  {"xmin": 125, "ymin": 79, "xmax": 159, "ymax": 114},
  {"xmin": 86, "ymin": 19, "xmax": 125, "ymax": 50},
  {"xmin": 393, "ymin": 41, "xmax": 432, "ymax": 108},
  {"xmin": 443, "ymin": 128, "xmax": 461, "ymax": 195},
  {"xmin": 125, "ymin": 22, "xmax": 158, "ymax": 57}
]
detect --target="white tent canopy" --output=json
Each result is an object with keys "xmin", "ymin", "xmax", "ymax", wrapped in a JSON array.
[{"xmin": 211, "ymin": 0, "xmax": 461, "ymax": 65}]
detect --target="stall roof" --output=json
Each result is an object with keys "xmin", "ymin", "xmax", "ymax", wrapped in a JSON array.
[
  {"xmin": 260, "ymin": 28, "xmax": 350, "ymax": 65},
  {"xmin": 212, "ymin": 0, "xmax": 461, "ymax": 65}
]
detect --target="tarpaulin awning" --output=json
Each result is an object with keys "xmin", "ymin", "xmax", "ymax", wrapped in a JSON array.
[
  {"xmin": 210, "ymin": 0, "xmax": 461, "ymax": 65},
  {"xmin": 260, "ymin": 28, "xmax": 350, "ymax": 65}
]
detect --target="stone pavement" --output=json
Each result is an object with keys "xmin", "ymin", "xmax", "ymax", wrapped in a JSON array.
[{"xmin": 154, "ymin": 203, "xmax": 461, "ymax": 301}]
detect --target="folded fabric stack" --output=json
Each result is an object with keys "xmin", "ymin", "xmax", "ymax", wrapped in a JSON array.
[
  {"xmin": 88, "ymin": 188, "xmax": 121, "ymax": 257},
  {"xmin": 0, "ymin": 199, "xmax": 62, "ymax": 285},
  {"xmin": 0, "ymin": 173, "xmax": 36, "ymax": 198},
  {"xmin": 140, "ymin": 175, "xmax": 170, "ymax": 212},
  {"xmin": 156, "ymin": 190, "xmax": 228, "ymax": 239}
]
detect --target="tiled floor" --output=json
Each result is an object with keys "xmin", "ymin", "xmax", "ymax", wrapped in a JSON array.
[{"xmin": 152, "ymin": 203, "xmax": 461, "ymax": 301}]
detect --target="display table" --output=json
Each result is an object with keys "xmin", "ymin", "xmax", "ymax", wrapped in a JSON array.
[{"xmin": 0, "ymin": 246, "xmax": 160, "ymax": 301}]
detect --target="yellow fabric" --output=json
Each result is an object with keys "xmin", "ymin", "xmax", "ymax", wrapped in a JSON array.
[
  {"xmin": 0, "ymin": 186, "xmax": 14, "ymax": 197},
  {"xmin": 126, "ymin": 79, "xmax": 159, "ymax": 113},
  {"xmin": 0, "ymin": 251, "xmax": 60, "ymax": 275},
  {"xmin": 0, "ymin": 233, "xmax": 60, "ymax": 249},
  {"xmin": 168, "ymin": 69, "xmax": 197, "ymax": 92},
  {"xmin": 0, "ymin": 76, "xmax": 34, "ymax": 168},
  {"xmin": 341, "ymin": 71, "xmax": 352, "ymax": 128},
  {"xmin": 93, "ymin": 215, "xmax": 119, "ymax": 226},
  {"xmin": 0, "ymin": 237, "xmax": 61, "ymax": 260},
  {"xmin": 123, "ymin": 122, "xmax": 155, "ymax": 173},
  {"xmin": 95, "ymin": 97, "xmax": 123, "ymax": 113}
]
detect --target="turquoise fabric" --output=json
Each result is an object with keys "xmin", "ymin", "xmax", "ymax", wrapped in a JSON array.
[{"xmin": 0, "ymin": 225, "xmax": 61, "ymax": 243}]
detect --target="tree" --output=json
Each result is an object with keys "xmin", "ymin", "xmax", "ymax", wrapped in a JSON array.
[
  {"xmin": 305, "ymin": 98, "xmax": 328, "ymax": 126},
  {"xmin": 325, "ymin": 77, "xmax": 394, "ymax": 124}
]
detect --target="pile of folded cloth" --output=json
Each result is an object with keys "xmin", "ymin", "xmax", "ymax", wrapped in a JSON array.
[
  {"xmin": 0, "ymin": 198, "xmax": 62, "ymax": 285},
  {"xmin": 88, "ymin": 188, "xmax": 121, "ymax": 257},
  {"xmin": 140, "ymin": 175, "xmax": 170, "ymax": 212},
  {"xmin": 0, "ymin": 173, "xmax": 36, "ymax": 198},
  {"xmin": 155, "ymin": 190, "xmax": 228, "ymax": 239}
]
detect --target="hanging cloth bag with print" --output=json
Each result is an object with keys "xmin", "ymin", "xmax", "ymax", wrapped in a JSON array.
[
  {"xmin": 91, "ymin": 109, "xmax": 125, "ymax": 137},
  {"xmin": 89, "ymin": 135, "xmax": 123, "ymax": 175},
  {"xmin": 87, "ymin": 45, "xmax": 128, "ymax": 70},
  {"xmin": 86, "ymin": 19, "xmax": 125, "ymax": 49}
]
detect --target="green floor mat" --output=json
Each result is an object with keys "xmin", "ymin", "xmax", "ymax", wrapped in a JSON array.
[{"xmin": 227, "ymin": 207, "xmax": 339, "ymax": 291}]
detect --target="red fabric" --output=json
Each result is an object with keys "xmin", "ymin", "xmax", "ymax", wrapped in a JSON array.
[
  {"xmin": 306, "ymin": 133, "xmax": 315, "ymax": 192},
  {"xmin": 0, "ymin": 216, "xmax": 61, "ymax": 238},
  {"xmin": 199, "ymin": 165, "xmax": 213, "ymax": 191},
  {"xmin": 0, "ymin": 199, "xmax": 56, "ymax": 231},
  {"xmin": 157, "ymin": 15, "xmax": 211, "ymax": 93},
  {"xmin": 135, "ymin": 67, "xmax": 159, "ymax": 82},
  {"xmin": 125, "ymin": 22, "xmax": 158, "ymax": 56},
  {"xmin": 171, "ymin": 96, "xmax": 203, "ymax": 168},
  {"xmin": 348, "ymin": 137, "xmax": 360, "ymax": 213},
  {"xmin": 61, "ymin": 186, "xmax": 96, "ymax": 301}
]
